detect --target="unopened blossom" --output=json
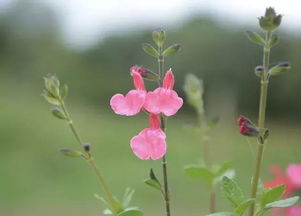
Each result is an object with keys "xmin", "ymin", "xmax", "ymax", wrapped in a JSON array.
[
  {"xmin": 110, "ymin": 71, "xmax": 146, "ymax": 116},
  {"xmin": 144, "ymin": 69, "xmax": 183, "ymax": 116},
  {"xmin": 130, "ymin": 113, "xmax": 166, "ymax": 160}
]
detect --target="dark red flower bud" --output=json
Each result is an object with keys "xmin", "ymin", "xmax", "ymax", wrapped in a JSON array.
[
  {"xmin": 237, "ymin": 116, "xmax": 250, "ymax": 126},
  {"xmin": 240, "ymin": 125, "xmax": 259, "ymax": 137},
  {"xmin": 130, "ymin": 65, "xmax": 158, "ymax": 81}
]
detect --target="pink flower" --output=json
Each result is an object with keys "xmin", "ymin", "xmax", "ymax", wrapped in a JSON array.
[
  {"xmin": 110, "ymin": 71, "xmax": 146, "ymax": 116},
  {"xmin": 264, "ymin": 166, "xmax": 295, "ymax": 197},
  {"xmin": 285, "ymin": 206, "xmax": 301, "ymax": 216},
  {"xmin": 144, "ymin": 69, "xmax": 183, "ymax": 116},
  {"xmin": 287, "ymin": 164, "xmax": 301, "ymax": 187},
  {"xmin": 130, "ymin": 113, "xmax": 166, "ymax": 160},
  {"xmin": 130, "ymin": 65, "xmax": 147, "ymax": 76}
]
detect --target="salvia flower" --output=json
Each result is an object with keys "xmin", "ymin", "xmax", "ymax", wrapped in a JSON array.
[
  {"xmin": 130, "ymin": 114, "xmax": 167, "ymax": 160},
  {"xmin": 110, "ymin": 71, "xmax": 146, "ymax": 116},
  {"xmin": 237, "ymin": 116, "xmax": 259, "ymax": 137},
  {"xmin": 144, "ymin": 69, "xmax": 183, "ymax": 116}
]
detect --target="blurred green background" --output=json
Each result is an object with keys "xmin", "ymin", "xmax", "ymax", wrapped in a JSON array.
[{"xmin": 0, "ymin": 1, "xmax": 301, "ymax": 216}]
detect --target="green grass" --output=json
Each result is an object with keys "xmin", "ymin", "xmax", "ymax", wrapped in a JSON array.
[{"xmin": 0, "ymin": 80, "xmax": 300, "ymax": 216}]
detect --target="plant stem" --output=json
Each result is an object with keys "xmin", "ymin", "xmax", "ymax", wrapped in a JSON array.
[
  {"xmin": 248, "ymin": 31, "xmax": 271, "ymax": 216},
  {"xmin": 60, "ymin": 101, "xmax": 117, "ymax": 213},
  {"xmin": 210, "ymin": 189, "xmax": 216, "ymax": 213},
  {"xmin": 158, "ymin": 45, "xmax": 171, "ymax": 216}
]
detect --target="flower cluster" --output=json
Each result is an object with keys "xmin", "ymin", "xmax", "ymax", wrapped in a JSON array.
[
  {"xmin": 110, "ymin": 67, "xmax": 183, "ymax": 160},
  {"xmin": 264, "ymin": 164, "xmax": 301, "ymax": 216}
]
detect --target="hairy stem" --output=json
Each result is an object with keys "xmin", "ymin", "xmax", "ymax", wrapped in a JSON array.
[
  {"xmin": 60, "ymin": 101, "xmax": 117, "ymax": 213},
  {"xmin": 158, "ymin": 45, "xmax": 171, "ymax": 216},
  {"xmin": 248, "ymin": 31, "xmax": 271, "ymax": 216}
]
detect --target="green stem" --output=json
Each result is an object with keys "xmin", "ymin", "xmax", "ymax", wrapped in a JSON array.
[
  {"xmin": 210, "ymin": 189, "xmax": 216, "ymax": 213},
  {"xmin": 158, "ymin": 45, "xmax": 171, "ymax": 216},
  {"xmin": 60, "ymin": 101, "xmax": 117, "ymax": 214},
  {"xmin": 248, "ymin": 32, "xmax": 271, "ymax": 216}
]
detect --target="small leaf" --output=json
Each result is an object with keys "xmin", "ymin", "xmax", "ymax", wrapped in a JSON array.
[
  {"xmin": 246, "ymin": 31, "xmax": 266, "ymax": 46},
  {"xmin": 162, "ymin": 44, "xmax": 181, "ymax": 56},
  {"xmin": 152, "ymin": 29, "xmax": 166, "ymax": 47},
  {"xmin": 142, "ymin": 43, "xmax": 159, "ymax": 57},
  {"xmin": 260, "ymin": 184, "xmax": 285, "ymax": 207},
  {"xmin": 117, "ymin": 208, "xmax": 143, "ymax": 216},
  {"xmin": 184, "ymin": 165, "xmax": 215, "ymax": 183},
  {"xmin": 60, "ymin": 148, "xmax": 83, "ymax": 157},
  {"xmin": 60, "ymin": 84, "xmax": 68, "ymax": 99},
  {"xmin": 144, "ymin": 179, "xmax": 162, "ymax": 191},
  {"xmin": 265, "ymin": 196, "xmax": 299, "ymax": 208},
  {"xmin": 206, "ymin": 212, "xmax": 234, "ymax": 216},
  {"xmin": 51, "ymin": 107, "xmax": 67, "ymax": 120},
  {"xmin": 215, "ymin": 161, "xmax": 232, "ymax": 177},
  {"xmin": 268, "ymin": 61, "xmax": 291, "ymax": 76},
  {"xmin": 221, "ymin": 177, "xmax": 245, "ymax": 207},
  {"xmin": 268, "ymin": 34, "xmax": 279, "ymax": 47},
  {"xmin": 122, "ymin": 188, "xmax": 135, "ymax": 208},
  {"xmin": 234, "ymin": 199, "xmax": 255, "ymax": 216}
]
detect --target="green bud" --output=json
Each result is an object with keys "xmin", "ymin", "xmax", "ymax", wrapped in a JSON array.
[
  {"xmin": 183, "ymin": 74, "xmax": 205, "ymax": 115},
  {"xmin": 60, "ymin": 148, "xmax": 83, "ymax": 157},
  {"xmin": 44, "ymin": 75, "xmax": 60, "ymax": 98},
  {"xmin": 268, "ymin": 34, "xmax": 279, "ymax": 48},
  {"xmin": 255, "ymin": 65, "xmax": 264, "ymax": 77},
  {"xmin": 268, "ymin": 62, "xmax": 291, "ymax": 76},
  {"xmin": 259, "ymin": 7, "xmax": 282, "ymax": 32},
  {"xmin": 152, "ymin": 29, "xmax": 166, "ymax": 47},
  {"xmin": 51, "ymin": 107, "xmax": 67, "ymax": 120},
  {"xmin": 60, "ymin": 84, "xmax": 68, "ymax": 99},
  {"xmin": 162, "ymin": 44, "xmax": 181, "ymax": 57},
  {"xmin": 246, "ymin": 31, "xmax": 266, "ymax": 46},
  {"xmin": 142, "ymin": 43, "xmax": 159, "ymax": 57},
  {"xmin": 42, "ymin": 91, "xmax": 61, "ymax": 106}
]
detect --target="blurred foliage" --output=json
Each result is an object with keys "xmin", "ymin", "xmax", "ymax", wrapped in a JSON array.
[{"xmin": 1, "ymin": 1, "xmax": 301, "ymax": 121}]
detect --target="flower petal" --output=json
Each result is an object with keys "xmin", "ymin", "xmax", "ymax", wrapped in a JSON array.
[
  {"xmin": 144, "ymin": 88, "xmax": 183, "ymax": 116},
  {"xmin": 130, "ymin": 128, "xmax": 166, "ymax": 160},
  {"xmin": 110, "ymin": 90, "xmax": 146, "ymax": 116}
]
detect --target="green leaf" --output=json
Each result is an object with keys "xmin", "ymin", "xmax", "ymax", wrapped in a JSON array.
[
  {"xmin": 265, "ymin": 196, "xmax": 299, "ymax": 208},
  {"xmin": 60, "ymin": 148, "xmax": 83, "ymax": 157},
  {"xmin": 268, "ymin": 34, "xmax": 279, "ymax": 47},
  {"xmin": 246, "ymin": 31, "xmax": 266, "ymax": 46},
  {"xmin": 60, "ymin": 84, "xmax": 68, "ymax": 99},
  {"xmin": 144, "ymin": 169, "xmax": 162, "ymax": 192},
  {"xmin": 142, "ymin": 43, "xmax": 159, "ymax": 57},
  {"xmin": 184, "ymin": 165, "xmax": 215, "ymax": 183},
  {"xmin": 260, "ymin": 184, "xmax": 285, "ymax": 207},
  {"xmin": 51, "ymin": 107, "xmax": 67, "ymax": 120},
  {"xmin": 117, "ymin": 208, "xmax": 143, "ymax": 216},
  {"xmin": 152, "ymin": 29, "xmax": 166, "ymax": 47},
  {"xmin": 206, "ymin": 212, "xmax": 234, "ymax": 216},
  {"xmin": 42, "ymin": 93, "xmax": 60, "ymax": 106},
  {"xmin": 268, "ymin": 62, "xmax": 291, "ymax": 76},
  {"xmin": 215, "ymin": 161, "xmax": 232, "ymax": 177},
  {"xmin": 221, "ymin": 177, "xmax": 245, "ymax": 207},
  {"xmin": 162, "ymin": 44, "xmax": 181, "ymax": 56},
  {"xmin": 122, "ymin": 188, "xmax": 135, "ymax": 208},
  {"xmin": 234, "ymin": 199, "xmax": 255, "ymax": 216}
]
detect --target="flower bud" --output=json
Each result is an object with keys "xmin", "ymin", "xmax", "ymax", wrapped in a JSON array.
[
  {"xmin": 152, "ymin": 29, "xmax": 166, "ymax": 47},
  {"xmin": 255, "ymin": 65, "xmax": 264, "ymax": 77},
  {"xmin": 259, "ymin": 7, "xmax": 282, "ymax": 32},
  {"xmin": 237, "ymin": 116, "xmax": 250, "ymax": 126},
  {"xmin": 83, "ymin": 143, "xmax": 91, "ymax": 152},
  {"xmin": 44, "ymin": 75, "xmax": 60, "ymax": 98},
  {"xmin": 268, "ymin": 61, "xmax": 291, "ymax": 76},
  {"xmin": 130, "ymin": 65, "xmax": 158, "ymax": 81},
  {"xmin": 240, "ymin": 125, "xmax": 259, "ymax": 137}
]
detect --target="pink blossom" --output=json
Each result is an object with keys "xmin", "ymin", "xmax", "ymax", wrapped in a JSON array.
[
  {"xmin": 287, "ymin": 164, "xmax": 301, "ymax": 187},
  {"xmin": 285, "ymin": 206, "xmax": 301, "ymax": 216},
  {"xmin": 130, "ymin": 65, "xmax": 147, "ymax": 77},
  {"xmin": 110, "ymin": 71, "xmax": 146, "ymax": 116},
  {"xmin": 144, "ymin": 69, "xmax": 183, "ymax": 116},
  {"xmin": 130, "ymin": 114, "xmax": 166, "ymax": 160}
]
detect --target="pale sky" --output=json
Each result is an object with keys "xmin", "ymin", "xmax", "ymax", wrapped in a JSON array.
[{"xmin": 2, "ymin": 0, "xmax": 301, "ymax": 48}]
